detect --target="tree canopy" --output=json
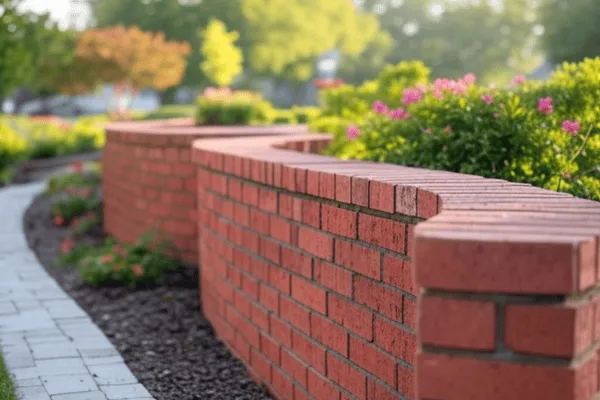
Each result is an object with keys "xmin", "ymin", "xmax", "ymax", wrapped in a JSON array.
[{"xmin": 200, "ymin": 20, "xmax": 243, "ymax": 87}]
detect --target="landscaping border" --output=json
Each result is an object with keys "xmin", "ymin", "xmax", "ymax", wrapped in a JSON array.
[{"xmin": 103, "ymin": 119, "xmax": 308, "ymax": 264}]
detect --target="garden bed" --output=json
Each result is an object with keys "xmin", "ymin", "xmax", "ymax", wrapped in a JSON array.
[
  {"xmin": 23, "ymin": 188, "xmax": 271, "ymax": 400},
  {"xmin": 11, "ymin": 151, "xmax": 102, "ymax": 184}
]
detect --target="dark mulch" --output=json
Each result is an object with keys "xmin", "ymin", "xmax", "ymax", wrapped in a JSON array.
[{"xmin": 23, "ymin": 193, "xmax": 271, "ymax": 400}]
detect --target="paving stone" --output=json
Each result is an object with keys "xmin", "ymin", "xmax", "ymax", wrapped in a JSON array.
[
  {"xmin": 16, "ymin": 377, "xmax": 42, "ymax": 387},
  {"xmin": 51, "ymin": 391, "xmax": 108, "ymax": 400},
  {"xmin": 18, "ymin": 385, "xmax": 51, "ymax": 400},
  {"xmin": 42, "ymin": 374, "xmax": 99, "ymax": 396},
  {"xmin": 31, "ymin": 343, "xmax": 79, "ymax": 360},
  {"xmin": 82, "ymin": 355, "xmax": 124, "ymax": 366},
  {"xmin": 35, "ymin": 358, "xmax": 89, "ymax": 376},
  {"xmin": 42, "ymin": 300, "xmax": 87, "ymax": 319},
  {"xmin": 100, "ymin": 384, "xmax": 152, "ymax": 400},
  {"xmin": 88, "ymin": 364, "xmax": 138, "ymax": 386}
]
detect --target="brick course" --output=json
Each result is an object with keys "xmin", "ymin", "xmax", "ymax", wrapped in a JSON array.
[{"xmin": 103, "ymin": 120, "xmax": 600, "ymax": 400}]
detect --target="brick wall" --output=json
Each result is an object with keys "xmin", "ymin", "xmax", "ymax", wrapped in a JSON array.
[
  {"xmin": 102, "ymin": 119, "xmax": 307, "ymax": 263},
  {"xmin": 192, "ymin": 134, "xmax": 600, "ymax": 400}
]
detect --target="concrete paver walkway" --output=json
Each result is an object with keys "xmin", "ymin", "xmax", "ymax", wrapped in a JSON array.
[{"xmin": 0, "ymin": 183, "xmax": 155, "ymax": 400}]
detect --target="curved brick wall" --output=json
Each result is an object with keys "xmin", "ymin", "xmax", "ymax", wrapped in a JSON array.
[
  {"xmin": 192, "ymin": 133, "xmax": 600, "ymax": 400},
  {"xmin": 102, "ymin": 119, "xmax": 308, "ymax": 263}
]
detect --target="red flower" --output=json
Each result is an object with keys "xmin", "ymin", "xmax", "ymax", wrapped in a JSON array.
[
  {"xmin": 102, "ymin": 254, "xmax": 114, "ymax": 264},
  {"xmin": 61, "ymin": 238, "xmax": 75, "ymax": 253},
  {"xmin": 54, "ymin": 216, "xmax": 65, "ymax": 227},
  {"xmin": 72, "ymin": 161, "xmax": 84, "ymax": 174},
  {"xmin": 131, "ymin": 264, "xmax": 144, "ymax": 277}
]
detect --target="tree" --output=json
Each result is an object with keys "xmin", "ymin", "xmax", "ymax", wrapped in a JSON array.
[
  {"xmin": 75, "ymin": 26, "xmax": 191, "ymax": 114},
  {"xmin": 358, "ymin": 0, "xmax": 543, "ymax": 84},
  {"xmin": 540, "ymin": 0, "xmax": 600, "ymax": 63},
  {"xmin": 0, "ymin": 0, "xmax": 58, "ymax": 99},
  {"xmin": 200, "ymin": 19, "xmax": 243, "ymax": 87},
  {"xmin": 241, "ymin": 0, "xmax": 381, "ymax": 81},
  {"xmin": 338, "ymin": 30, "xmax": 394, "ymax": 85}
]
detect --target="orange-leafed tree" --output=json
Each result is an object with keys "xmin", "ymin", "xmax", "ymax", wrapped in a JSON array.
[{"xmin": 76, "ymin": 26, "xmax": 191, "ymax": 117}]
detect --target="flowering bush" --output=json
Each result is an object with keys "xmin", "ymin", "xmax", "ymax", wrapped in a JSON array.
[
  {"xmin": 327, "ymin": 58, "xmax": 600, "ymax": 201},
  {"xmin": 49, "ymin": 165, "xmax": 102, "ymax": 225},
  {"xmin": 57, "ymin": 233, "xmax": 179, "ymax": 286},
  {"xmin": 195, "ymin": 87, "xmax": 274, "ymax": 126},
  {"xmin": 0, "ymin": 121, "xmax": 28, "ymax": 176}
]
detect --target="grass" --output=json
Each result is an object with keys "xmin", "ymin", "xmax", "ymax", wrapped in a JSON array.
[{"xmin": 0, "ymin": 349, "xmax": 17, "ymax": 400}]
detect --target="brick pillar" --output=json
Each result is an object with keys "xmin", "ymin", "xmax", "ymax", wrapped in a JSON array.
[{"xmin": 414, "ymin": 225, "xmax": 599, "ymax": 400}]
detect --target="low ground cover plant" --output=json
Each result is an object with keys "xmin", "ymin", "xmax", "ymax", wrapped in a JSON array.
[
  {"xmin": 315, "ymin": 58, "xmax": 600, "ymax": 201},
  {"xmin": 195, "ymin": 88, "xmax": 273, "ymax": 125},
  {"xmin": 50, "ymin": 164, "xmax": 102, "ymax": 227}
]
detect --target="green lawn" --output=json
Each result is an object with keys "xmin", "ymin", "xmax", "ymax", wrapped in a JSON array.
[{"xmin": 0, "ymin": 350, "xmax": 17, "ymax": 400}]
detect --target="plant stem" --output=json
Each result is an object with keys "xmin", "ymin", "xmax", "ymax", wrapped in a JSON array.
[{"xmin": 556, "ymin": 125, "xmax": 594, "ymax": 192}]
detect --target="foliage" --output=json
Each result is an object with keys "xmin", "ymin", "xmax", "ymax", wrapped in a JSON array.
[
  {"xmin": 51, "ymin": 186, "xmax": 100, "ymax": 223},
  {"xmin": 46, "ymin": 167, "xmax": 102, "ymax": 196},
  {"xmin": 291, "ymin": 106, "xmax": 321, "ymax": 124},
  {"xmin": 356, "ymin": 0, "xmax": 542, "ymax": 85},
  {"xmin": 0, "ymin": 349, "xmax": 17, "ymax": 400},
  {"xmin": 200, "ymin": 19, "xmax": 243, "ymax": 87},
  {"xmin": 0, "ymin": 120, "xmax": 28, "ymax": 173},
  {"xmin": 328, "ymin": 58, "xmax": 600, "ymax": 201},
  {"xmin": 57, "ymin": 233, "xmax": 179, "ymax": 286},
  {"xmin": 76, "ymin": 26, "xmax": 191, "ymax": 113},
  {"xmin": 540, "ymin": 0, "xmax": 600, "ymax": 63},
  {"xmin": 141, "ymin": 105, "xmax": 196, "ymax": 120},
  {"xmin": 196, "ymin": 88, "xmax": 273, "ymax": 126},
  {"xmin": 272, "ymin": 109, "xmax": 297, "ymax": 125}
]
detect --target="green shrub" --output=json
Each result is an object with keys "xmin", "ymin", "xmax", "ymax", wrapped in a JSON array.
[
  {"xmin": 329, "ymin": 58, "xmax": 600, "ymax": 201},
  {"xmin": 272, "ymin": 109, "xmax": 298, "ymax": 125},
  {"xmin": 52, "ymin": 191, "xmax": 100, "ymax": 223},
  {"xmin": 195, "ymin": 88, "xmax": 274, "ymax": 126},
  {"xmin": 0, "ymin": 120, "xmax": 28, "ymax": 173},
  {"xmin": 142, "ymin": 105, "xmax": 196, "ymax": 120},
  {"xmin": 57, "ymin": 233, "xmax": 179, "ymax": 286},
  {"xmin": 291, "ymin": 106, "xmax": 321, "ymax": 124},
  {"xmin": 46, "ymin": 167, "xmax": 101, "ymax": 196},
  {"xmin": 69, "ymin": 116, "xmax": 108, "ymax": 152}
]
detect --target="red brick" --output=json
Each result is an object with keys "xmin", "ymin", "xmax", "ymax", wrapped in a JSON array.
[
  {"xmin": 504, "ymin": 302, "xmax": 594, "ymax": 358},
  {"xmin": 233, "ymin": 290, "xmax": 252, "ymax": 318},
  {"xmin": 249, "ymin": 209, "xmax": 270, "ymax": 235},
  {"xmin": 280, "ymin": 296, "xmax": 311, "ymax": 334},
  {"xmin": 314, "ymin": 260, "xmax": 352, "ymax": 297},
  {"xmin": 291, "ymin": 276, "xmax": 327, "ymax": 314},
  {"xmin": 398, "ymin": 363, "xmax": 415, "ymax": 399},
  {"xmin": 307, "ymin": 170, "xmax": 320, "ymax": 196},
  {"xmin": 358, "ymin": 214, "xmax": 406, "ymax": 253},
  {"xmin": 307, "ymin": 369, "xmax": 341, "ymax": 400},
  {"xmin": 292, "ymin": 331, "xmax": 327, "ymax": 374},
  {"xmin": 370, "ymin": 181, "xmax": 395, "ymax": 213},
  {"xmin": 383, "ymin": 256, "xmax": 416, "ymax": 294},
  {"xmin": 259, "ymin": 237, "xmax": 281, "ymax": 264},
  {"xmin": 251, "ymin": 303, "xmax": 269, "ymax": 331},
  {"xmin": 327, "ymin": 355, "xmax": 367, "ymax": 399},
  {"xmin": 259, "ymin": 284, "xmax": 280, "ymax": 314},
  {"xmin": 367, "ymin": 379, "xmax": 399, "ymax": 400},
  {"xmin": 396, "ymin": 186, "xmax": 418, "ymax": 216},
  {"xmin": 260, "ymin": 333, "xmax": 281, "ymax": 365},
  {"xmin": 269, "ymin": 265, "xmax": 291, "ymax": 294},
  {"xmin": 418, "ymin": 352, "xmax": 598, "ymax": 400},
  {"xmin": 328, "ymin": 294, "xmax": 373, "ymax": 340},
  {"xmin": 270, "ymin": 315, "xmax": 292, "ymax": 348},
  {"xmin": 298, "ymin": 227, "xmax": 333, "ymax": 260},
  {"xmin": 281, "ymin": 349, "xmax": 308, "ymax": 386},
  {"xmin": 421, "ymin": 296, "xmax": 496, "ymax": 351},
  {"xmin": 233, "ymin": 331, "xmax": 251, "ymax": 363},
  {"xmin": 281, "ymin": 247, "xmax": 312, "ymax": 278},
  {"xmin": 269, "ymin": 216, "xmax": 292, "ymax": 243},
  {"xmin": 403, "ymin": 295, "xmax": 417, "ymax": 330},
  {"xmin": 334, "ymin": 240, "xmax": 380, "ymax": 280},
  {"xmin": 242, "ymin": 183, "xmax": 259, "ymax": 206},
  {"xmin": 417, "ymin": 189, "xmax": 438, "ymax": 218},
  {"xmin": 321, "ymin": 204, "xmax": 357, "ymax": 238},
  {"xmin": 251, "ymin": 348, "xmax": 272, "ymax": 383},
  {"xmin": 319, "ymin": 172, "xmax": 336, "ymax": 200},
  {"xmin": 242, "ymin": 274, "xmax": 259, "ymax": 300},
  {"xmin": 272, "ymin": 367, "xmax": 294, "ymax": 400},
  {"xmin": 172, "ymin": 163, "xmax": 195, "ymax": 177},
  {"xmin": 354, "ymin": 277, "xmax": 403, "ymax": 322},
  {"xmin": 374, "ymin": 317, "xmax": 416, "ymax": 364},
  {"xmin": 310, "ymin": 313, "xmax": 348, "ymax": 356},
  {"xmin": 259, "ymin": 188, "xmax": 278, "ymax": 213},
  {"xmin": 351, "ymin": 177, "xmax": 369, "ymax": 207},
  {"xmin": 350, "ymin": 336, "xmax": 396, "ymax": 387},
  {"xmin": 301, "ymin": 200, "xmax": 321, "ymax": 228},
  {"xmin": 335, "ymin": 175, "xmax": 351, "ymax": 204}
]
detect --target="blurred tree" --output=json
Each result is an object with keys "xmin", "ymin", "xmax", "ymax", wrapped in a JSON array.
[
  {"xmin": 76, "ymin": 26, "xmax": 191, "ymax": 114},
  {"xmin": 0, "ymin": 0, "xmax": 59, "ymax": 100},
  {"xmin": 242, "ymin": 0, "xmax": 381, "ymax": 82},
  {"xmin": 358, "ymin": 0, "xmax": 542, "ymax": 84},
  {"xmin": 539, "ymin": 0, "xmax": 600, "ymax": 62},
  {"xmin": 200, "ymin": 19, "xmax": 243, "ymax": 87},
  {"xmin": 337, "ymin": 30, "xmax": 394, "ymax": 85}
]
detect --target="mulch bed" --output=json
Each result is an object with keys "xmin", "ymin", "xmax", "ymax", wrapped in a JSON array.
[{"xmin": 23, "ymin": 192, "xmax": 271, "ymax": 400}]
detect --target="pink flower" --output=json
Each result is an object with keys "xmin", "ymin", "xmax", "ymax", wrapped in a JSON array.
[
  {"xmin": 488, "ymin": 83, "xmax": 497, "ymax": 90},
  {"xmin": 102, "ymin": 254, "xmax": 114, "ymax": 264},
  {"xmin": 444, "ymin": 125, "xmax": 452, "ymax": 134},
  {"xmin": 372, "ymin": 100, "xmax": 389, "ymax": 115},
  {"xmin": 451, "ymin": 83, "xmax": 468, "ymax": 95},
  {"xmin": 346, "ymin": 124, "xmax": 360, "ymax": 140},
  {"xmin": 537, "ymin": 97, "xmax": 553, "ymax": 115},
  {"xmin": 423, "ymin": 128, "xmax": 432, "ymax": 135},
  {"xmin": 494, "ymin": 113, "xmax": 501, "ymax": 119},
  {"xmin": 481, "ymin": 94, "xmax": 494, "ymax": 105},
  {"xmin": 389, "ymin": 108, "xmax": 411, "ymax": 120},
  {"xmin": 562, "ymin": 120, "xmax": 580, "ymax": 135},
  {"xmin": 462, "ymin": 73, "xmax": 476, "ymax": 85},
  {"xmin": 131, "ymin": 264, "xmax": 144, "ymax": 277},
  {"xmin": 511, "ymin": 75, "xmax": 526, "ymax": 86},
  {"xmin": 432, "ymin": 89, "xmax": 444, "ymax": 99},
  {"xmin": 416, "ymin": 83, "xmax": 428, "ymax": 93},
  {"xmin": 61, "ymin": 238, "xmax": 74, "ymax": 254},
  {"xmin": 403, "ymin": 88, "xmax": 423, "ymax": 105}
]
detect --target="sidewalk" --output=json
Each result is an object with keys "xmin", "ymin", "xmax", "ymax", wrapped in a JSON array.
[{"xmin": 0, "ymin": 183, "xmax": 154, "ymax": 400}]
